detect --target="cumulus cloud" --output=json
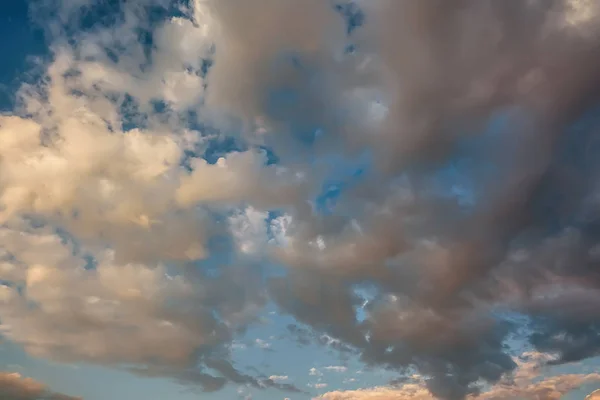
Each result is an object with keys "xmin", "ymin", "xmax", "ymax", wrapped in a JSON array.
[
  {"xmin": 0, "ymin": 372, "xmax": 81, "ymax": 400},
  {"xmin": 0, "ymin": 0, "xmax": 307, "ymax": 393}
]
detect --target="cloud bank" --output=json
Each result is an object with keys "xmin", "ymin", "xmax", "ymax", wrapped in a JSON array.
[
  {"xmin": 317, "ymin": 352, "xmax": 600, "ymax": 399},
  {"xmin": 0, "ymin": 372, "xmax": 81, "ymax": 400},
  {"xmin": 1, "ymin": 0, "xmax": 600, "ymax": 398}
]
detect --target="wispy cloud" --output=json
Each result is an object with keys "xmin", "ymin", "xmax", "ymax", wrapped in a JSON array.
[{"xmin": 268, "ymin": 375, "xmax": 289, "ymax": 382}]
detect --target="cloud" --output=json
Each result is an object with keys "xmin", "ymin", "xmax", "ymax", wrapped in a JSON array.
[
  {"xmin": 317, "ymin": 352, "xmax": 600, "ymax": 399},
  {"xmin": 268, "ymin": 375, "xmax": 289, "ymax": 382},
  {"xmin": 191, "ymin": 0, "xmax": 348, "ymax": 120},
  {"xmin": 255, "ymin": 339, "xmax": 272, "ymax": 350},
  {"xmin": 262, "ymin": 1, "xmax": 600, "ymax": 398},
  {"xmin": 324, "ymin": 366, "xmax": 348, "ymax": 373},
  {"xmin": 3, "ymin": 0, "xmax": 600, "ymax": 398},
  {"xmin": 310, "ymin": 368, "xmax": 323, "ymax": 377},
  {"xmin": 310, "ymin": 383, "xmax": 328, "ymax": 390},
  {"xmin": 318, "ymin": 385, "xmax": 431, "ymax": 400},
  {"xmin": 587, "ymin": 389, "xmax": 600, "ymax": 399},
  {"xmin": 0, "ymin": 217, "xmax": 274, "ymax": 391},
  {"xmin": 0, "ymin": 372, "xmax": 81, "ymax": 400}
]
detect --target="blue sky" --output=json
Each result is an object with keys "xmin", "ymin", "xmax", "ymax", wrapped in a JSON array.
[{"xmin": 1, "ymin": 1, "xmax": 600, "ymax": 400}]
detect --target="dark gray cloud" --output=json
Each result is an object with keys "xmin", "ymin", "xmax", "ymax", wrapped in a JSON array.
[{"xmin": 264, "ymin": 1, "xmax": 600, "ymax": 399}]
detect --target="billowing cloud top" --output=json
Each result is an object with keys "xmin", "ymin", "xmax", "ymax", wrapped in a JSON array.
[{"xmin": 2, "ymin": 0, "xmax": 600, "ymax": 399}]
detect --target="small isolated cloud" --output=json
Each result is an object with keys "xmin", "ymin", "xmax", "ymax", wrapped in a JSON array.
[
  {"xmin": 255, "ymin": 339, "xmax": 272, "ymax": 349},
  {"xmin": 237, "ymin": 384, "xmax": 253, "ymax": 400},
  {"xmin": 0, "ymin": 372, "xmax": 81, "ymax": 400},
  {"xmin": 324, "ymin": 366, "xmax": 348, "ymax": 373},
  {"xmin": 310, "ymin": 383, "xmax": 328, "ymax": 390},
  {"xmin": 269, "ymin": 375, "xmax": 289, "ymax": 382},
  {"xmin": 231, "ymin": 342, "xmax": 247, "ymax": 351},
  {"xmin": 587, "ymin": 389, "xmax": 600, "ymax": 399},
  {"xmin": 309, "ymin": 368, "xmax": 323, "ymax": 377}
]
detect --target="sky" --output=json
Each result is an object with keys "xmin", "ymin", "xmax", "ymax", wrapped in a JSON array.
[{"xmin": 1, "ymin": 1, "xmax": 600, "ymax": 399}]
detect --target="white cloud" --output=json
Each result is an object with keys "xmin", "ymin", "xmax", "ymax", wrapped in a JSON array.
[
  {"xmin": 0, "ymin": 220, "xmax": 220, "ymax": 367},
  {"xmin": 269, "ymin": 375, "xmax": 289, "ymax": 382},
  {"xmin": 255, "ymin": 339, "xmax": 271, "ymax": 349},
  {"xmin": 229, "ymin": 206, "xmax": 269, "ymax": 255}
]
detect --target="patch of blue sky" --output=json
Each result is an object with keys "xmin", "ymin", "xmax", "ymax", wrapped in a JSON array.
[
  {"xmin": 0, "ymin": 0, "xmax": 48, "ymax": 111},
  {"xmin": 118, "ymin": 93, "xmax": 147, "ymax": 132},
  {"xmin": 556, "ymin": 356, "xmax": 600, "ymax": 399},
  {"xmin": 202, "ymin": 136, "xmax": 248, "ymax": 164},
  {"xmin": 334, "ymin": 1, "xmax": 365, "ymax": 35},
  {"xmin": 230, "ymin": 312, "xmax": 397, "ymax": 398},
  {"xmin": 51, "ymin": 0, "xmax": 189, "ymax": 37},
  {"xmin": 178, "ymin": 112, "xmax": 280, "ymax": 172},
  {"xmin": 488, "ymin": 310, "xmax": 532, "ymax": 353},
  {"xmin": 352, "ymin": 284, "xmax": 379, "ymax": 323}
]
